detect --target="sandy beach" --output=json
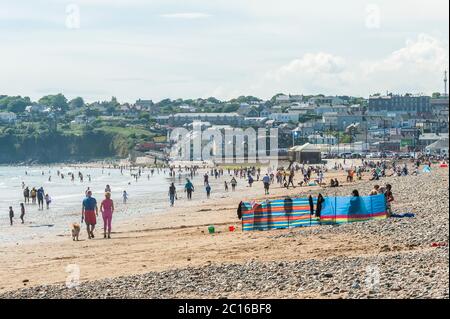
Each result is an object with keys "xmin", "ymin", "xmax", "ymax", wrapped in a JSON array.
[{"xmin": 0, "ymin": 163, "xmax": 448, "ymax": 299}]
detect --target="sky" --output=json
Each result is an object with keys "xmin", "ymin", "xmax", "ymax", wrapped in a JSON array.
[{"xmin": 0, "ymin": 0, "xmax": 449, "ymax": 103}]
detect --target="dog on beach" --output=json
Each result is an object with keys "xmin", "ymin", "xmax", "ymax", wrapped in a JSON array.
[{"xmin": 71, "ymin": 223, "xmax": 80, "ymax": 241}]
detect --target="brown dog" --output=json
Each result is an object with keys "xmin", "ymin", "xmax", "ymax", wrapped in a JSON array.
[{"xmin": 71, "ymin": 223, "xmax": 80, "ymax": 241}]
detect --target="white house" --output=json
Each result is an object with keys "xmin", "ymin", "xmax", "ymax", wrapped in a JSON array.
[
  {"xmin": 322, "ymin": 112, "xmax": 339, "ymax": 126},
  {"xmin": 179, "ymin": 104, "xmax": 196, "ymax": 112},
  {"xmin": 275, "ymin": 94, "xmax": 290, "ymax": 104},
  {"xmin": 25, "ymin": 104, "xmax": 46, "ymax": 113},
  {"xmin": 269, "ymin": 113, "xmax": 299, "ymax": 123}
]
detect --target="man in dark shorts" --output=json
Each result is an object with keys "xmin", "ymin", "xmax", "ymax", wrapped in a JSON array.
[
  {"xmin": 262, "ymin": 174, "xmax": 270, "ymax": 195},
  {"xmin": 184, "ymin": 179, "xmax": 195, "ymax": 200},
  {"xmin": 23, "ymin": 187, "xmax": 30, "ymax": 204},
  {"xmin": 82, "ymin": 190, "xmax": 98, "ymax": 239},
  {"xmin": 37, "ymin": 187, "xmax": 45, "ymax": 210}
]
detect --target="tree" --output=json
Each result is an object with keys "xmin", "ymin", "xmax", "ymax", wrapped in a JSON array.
[
  {"xmin": 432, "ymin": 92, "xmax": 441, "ymax": 98},
  {"xmin": 223, "ymin": 104, "xmax": 239, "ymax": 113},
  {"xmin": 39, "ymin": 94, "xmax": 68, "ymax": 112},
  {"xmin": 139, "ymin": 113, "xmax": 151, "ymax": 121},
  {"xmin": 84, "ymin": 107, "xmax": 100, "ymax": 117},
  {"xmin": 0, "ymin": 96, "xmax": 31, "ymax": 113},
  {"xmin": 157, "ymin": 99, "xmax": 172, "ymax": 108},
  {"xmin": 69, "ymin": 97, "xmax": 84, "ymax": 109},
  {"xmin": 110, "ymin": 96, "xmax": 119, "ymax": 107},
  {"xmin": 53, "ymin": 94, "xmax": 68, "ymax": 111},
  {"xmin": 207, "ymin": 97, "xmax": 221, "ymax": 104},
  {"xmin": 7, "ymin": 99, "xmax": 29, "ymax": 113}
]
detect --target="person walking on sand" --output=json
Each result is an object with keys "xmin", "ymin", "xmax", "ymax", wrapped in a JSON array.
[
  {"xmin": 205, "ymin": 183, "xmax": 211, "ymax": 199},
  {"xmin": 100, "ymin": 192, "xmax": 115, "ymax": 239},
  {"xmin": 168, "ymin": 183, "xmax": 177, "ymax": 207},
  {"xmin": 82, "ymin": 190, "xmax": 98, "ymax": 239},
  {"xmin": 45, "ymin": 194, "xmax": 52, "ymax": 209},
  {"xmin": 286, "ymin": 170, "xmax": 295, "ymax": 189},
  {"xmin": 384, "ymin": 184, "xmax": 394, "ymax": 217},
  {"xmin": 23, "ymin": 187, "xmax": 30, "ymax": 204},
  {"xmin": 31, "ymin": 187, "xmax": 37, "ymax": 204},
  {"xmin": 248, "ymin": 175, "xmax": 254, "ymax": 187},
  {"xmin": 224, "ymin": 181, "xmax": 229, "ymax": 192},
  {"xmin": 185, "ymin": 179, "xmax": 194, "ymax": 200},
  {"xmin": 37, "ymin": 187, "xmax": 45, "ymax": 210},
  {"xmin": 122, "ymin": 190, "xmax": 128, "ymax": 204},
  {"xmin": 9, "ymin": 206, "xmax": 14, "ymax": 226},
  {"xmin": 20, "ymin": 203, "xmax": 25, "ymax": 224},
  {"xmin": 262, "ymin": 174, "xmax": 270, "ymax": 195}
]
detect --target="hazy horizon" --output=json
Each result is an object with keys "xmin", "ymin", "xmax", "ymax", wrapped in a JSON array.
[{"xmin": 1, "ymin": 0, "xmax": 449, "ymax": 103}]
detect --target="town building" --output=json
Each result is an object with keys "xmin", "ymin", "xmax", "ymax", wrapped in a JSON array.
[
  {"xmin": 307, "ymin": 134, "xmax": 337, "ymax": 145},
  {"xmin": 368, "ymin": 94, "xmax": 431, "ymax": 115},
  {"xmin": 156, "ymin": 113, "xmax": 244, "ymax": 126},
  {"xmin": 309, "ymin": 96, "xmax": 345, "ymax": 106},
  {"xmin": 289, "ymin": 143, "xmax": 322, "ymax": 164},
  {"xmin": 269, "ymin": 113, "xmax": 299, "ymax": 123}
]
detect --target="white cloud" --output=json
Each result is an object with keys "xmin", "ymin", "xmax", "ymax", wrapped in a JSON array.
[
  {"xmin": 363, "ymin": 33, "xmax": 449, "ymax": 74},
  {"xmin": 256, "ymin": 34, "xmax": 449, "ymax": 97},
  {"xmin": 271, "ymin": 52, "xmax": 347, "ymax": 81},
  {"xmin": 160, "ymin": 12, "xmax": 211, "ymax": 19}
]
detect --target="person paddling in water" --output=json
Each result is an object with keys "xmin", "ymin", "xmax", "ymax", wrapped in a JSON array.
[
  {"xmin": 168, "ymin": 183, "xmax": 177, "ymax": 207},
  {"xmin": 9, "ymin": 206, "xmax": 14, "ymax": 226},
  {"xmin": 82, "ymin": 190, "xmax": 98, "ymax": 239},
  {"xmin": 100, "ymin": 192, "xmax": 114, "ymax": 239},
  {"xmin": 20, "ymin": 203, "xmax": 25, "ymax": 224},
  {"xmin": 122, "ymin": 190, "xmax": 128, "ymax": 204}
]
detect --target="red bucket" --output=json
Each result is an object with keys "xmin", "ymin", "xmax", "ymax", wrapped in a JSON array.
[{"xmin": 228, "ymin": 226, "xmax": 235, "ymax": 232}]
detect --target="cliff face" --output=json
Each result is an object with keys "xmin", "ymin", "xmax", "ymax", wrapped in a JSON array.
[{"xmin": 0, "ymin": 130, "xmax": 130, "ymax": 164}]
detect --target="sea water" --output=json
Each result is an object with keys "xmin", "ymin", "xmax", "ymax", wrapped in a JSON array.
[{"xmin": 0, "ymin": 165, "xmax": 195, "ymax": 244}]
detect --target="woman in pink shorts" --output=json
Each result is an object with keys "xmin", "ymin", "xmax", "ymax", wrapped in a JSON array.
[{"xmin": 100, "ymin": 192, "xmax": 115, "ymax": 239}]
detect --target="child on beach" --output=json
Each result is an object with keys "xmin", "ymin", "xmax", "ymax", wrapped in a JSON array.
[
  {"xmin": 9, "ymin": 206, "xmax": 14, "ymax": 226},
  {"xmin": 230, "ymin": 177, "xmax": 237, "ymax": 191},
  {"xmin": 205, "ymin": 183, "xmax": 211, "ymax": 199},
  {"xmin": 122, "ymin": 190, "xmax": 128, "ymax": 204},
  {"xmin": 384, "ymin": 184, "xmax": 394, "ymax": 217},
  {"xmin": 45, "ymin": 194, "xmax": 52, "ymax": 209}
]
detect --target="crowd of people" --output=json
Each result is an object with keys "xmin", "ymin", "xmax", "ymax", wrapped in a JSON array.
[{"xmin": 10, "ymin": 156, "xmax": 444, "ymax": 239}]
